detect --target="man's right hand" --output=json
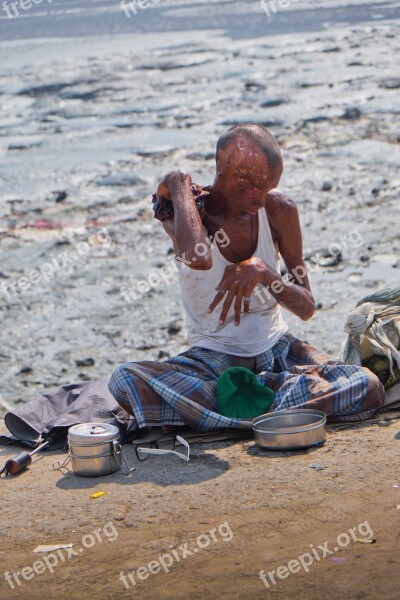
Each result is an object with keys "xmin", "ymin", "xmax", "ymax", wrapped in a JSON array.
[{"xmin": 157, "ymin": 170, "xmax": 192, "ymax": 201}]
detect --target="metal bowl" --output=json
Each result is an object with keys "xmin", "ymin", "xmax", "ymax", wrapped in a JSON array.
[{"xmin": 252, "ymin": 409, "xmax": 327, "ymax": 450}]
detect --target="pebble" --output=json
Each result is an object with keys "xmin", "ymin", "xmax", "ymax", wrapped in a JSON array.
[
  {"xmin": 75, "ymin": 358, "xmax": 95, "ymax": 367},
  {"xmin": 379, "ymin": 78, "xmax": 400, "ymax": 89},
  {"xmin": 260, "ymin": 98, "xmax": 288, "ymax": 108},
  {"xmin": 167, "ymin": 323, "xmax": 182, "ymax": 336},
  {"xmin": 322, "ymin": 181, "xmax": 333, "ymax": 192},
  {"xmin": 53, "ymin": 191, "xmax": 68, "ymax": 203},
  {"xmin": 340, "ymin": 107, "xmax": 361, "ymax": 120}
]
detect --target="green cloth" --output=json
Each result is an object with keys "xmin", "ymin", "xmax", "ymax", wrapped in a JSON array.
[{"xmin": 216, "ymin": 367, "xmax": 275, "ymax": 419}]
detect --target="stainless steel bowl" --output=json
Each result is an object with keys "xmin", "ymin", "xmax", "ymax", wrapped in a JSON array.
[{"xmin": 252, "ymin": 409, "xmax": 327, "ymax": 450}]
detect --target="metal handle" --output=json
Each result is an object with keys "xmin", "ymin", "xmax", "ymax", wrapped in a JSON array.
[
  {"xmin": 52, "ymin": 455, "xmax": 71, "ymax": 474},
  {"xmin": 113, "ymin": 441, "xmax": 136, "ymax": 476}
]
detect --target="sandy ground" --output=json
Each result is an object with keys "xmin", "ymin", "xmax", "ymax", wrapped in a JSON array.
[{"xmin": 1, "ymin": 415, "xmax": 400, "ymax": 600}]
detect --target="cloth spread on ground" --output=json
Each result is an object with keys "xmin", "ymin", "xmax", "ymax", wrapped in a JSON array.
[
  {"xmin": 0, "ymin": 379, "xmax": 138, "ymax": 449},
  {"xmin": 0, "ymin": 332, "xmax": 386, "ymax": 449},
  {"xmin": 216, "ymin": 367, "xmax": 275, "ymax": 418},
  {"xmin": 108, "ymin": 332, "xmax": 384, "ymax": 430}
]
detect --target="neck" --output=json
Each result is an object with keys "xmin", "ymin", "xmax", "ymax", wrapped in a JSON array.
[{"xmin": 208, "ymin": 184, "xmax": 246, "ymax": 218}]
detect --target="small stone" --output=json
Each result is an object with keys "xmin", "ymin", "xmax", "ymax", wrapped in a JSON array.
[
  {"xmin": 260, "ymin": 98, "xmax": 288, "ymax": 108},
  {"xmin": 303, "ymin": 116, "xmax": 330, "ymax": 125},
  {"xmin": 322, "ymin": 181, "xmax": 333, "ymax": 192},
  {"xmin": 53, "ymin": 191, "xmax": 67, "ymax": 203},
  {"xmin": 78, "ymin": 373, "xmax": 92, "ymax": 381},
  {"xmin": 340, "ymin": 107, "xmax": 361, "ymax": 120},
  {"xmin": 75, "ymin": 358, "xmax": 95, "ymax": 367},
  {"xmin": 371, "ymin": 187, "xmax": 380, "ymax": 196},
  {"xmin": 158, "ymin": 350, "xmax": 170, "ymax": 359},
  {"xmin": 323, "ymin": 46, "xmax": 341, "ymax": 53},
  {"xmin": 379, "ymin": 78, "xmax": 400, "ymax": 89},
  {"xmin": 167, "ymin": 323, "xmax": 181, "ymax": 336},
  {"xmin": 18, "ymin": 366, "xmax": 33, "ymax": 375},
  {"xmin": 244, "ymin": 81, "xmax": 266, "ymax": 91}
]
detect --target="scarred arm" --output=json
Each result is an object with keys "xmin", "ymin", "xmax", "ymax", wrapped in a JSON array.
[
  {"xmin": 157, "ymin": 170, "xmax": 212, "ymax": 270},
  {"xmin": 208, "ymin": 192, "xmax": 315, "ymax": 324}
]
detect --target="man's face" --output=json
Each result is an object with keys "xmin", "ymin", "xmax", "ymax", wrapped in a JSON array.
[{"xmin": 215, "ymin": 137, "xmax": 282, "ymax": 215}]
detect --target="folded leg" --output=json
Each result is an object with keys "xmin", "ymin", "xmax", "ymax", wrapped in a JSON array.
[
  {"xmin": 108, "ymin": 347, "xmax": 251, "ymax": 431},
  {"xmin": 256, "ymin": 334, "xmax": 385, "ymax": 422}
]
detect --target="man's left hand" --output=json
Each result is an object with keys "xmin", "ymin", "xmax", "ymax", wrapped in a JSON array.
[{"xmin": 207, "ymin": 257, "xmax": 268, "ymax": 326}]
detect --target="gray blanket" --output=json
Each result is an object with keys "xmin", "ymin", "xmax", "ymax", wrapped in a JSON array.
[{"xmin": 0, "ymin": 378, "xmax": 138, "ymax": 449}]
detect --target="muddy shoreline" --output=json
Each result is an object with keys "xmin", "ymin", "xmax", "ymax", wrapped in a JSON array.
[{"xmin": 1, "ymin": 13, "xmax": 399, "ymax": 412}]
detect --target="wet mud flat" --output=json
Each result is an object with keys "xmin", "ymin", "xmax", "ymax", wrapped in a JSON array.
[{"xmin": 0, "ymin": 3, "xmax": 399, "ymax": 414}]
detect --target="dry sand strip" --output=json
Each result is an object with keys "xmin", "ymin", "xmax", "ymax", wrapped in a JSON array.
[{"xmin": 1, "ymin": 417, "xmax": 400, "ymax": 600}]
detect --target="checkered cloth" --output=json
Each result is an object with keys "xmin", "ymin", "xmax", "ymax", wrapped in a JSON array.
[{"xmin": 108, "ymin": 333, "xmax": 384, "ymax": 432}]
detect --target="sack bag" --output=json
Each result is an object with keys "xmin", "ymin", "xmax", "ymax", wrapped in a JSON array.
[{"xmin": 342, "ymin": 279, "xmax": 400, "ymax": 390}]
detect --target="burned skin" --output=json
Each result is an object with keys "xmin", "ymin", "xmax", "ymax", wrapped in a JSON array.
[{"xmin": 160, "ymin": 136, "xmax": 315, "ymax": 325}]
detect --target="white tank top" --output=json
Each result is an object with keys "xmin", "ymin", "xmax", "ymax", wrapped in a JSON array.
[{"xmin": 177, "ymin": 207, "xmax": 288, "ymax": 357}]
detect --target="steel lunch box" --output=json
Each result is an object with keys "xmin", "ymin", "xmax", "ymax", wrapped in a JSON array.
[{"xmin": 68, "ymin": 423, "xmax": 123, "ymax": 477}]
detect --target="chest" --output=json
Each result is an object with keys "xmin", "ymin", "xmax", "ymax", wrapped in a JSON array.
[{"xmin": 205, "ymin": 211, "xmax": 278, "ymax": 263}]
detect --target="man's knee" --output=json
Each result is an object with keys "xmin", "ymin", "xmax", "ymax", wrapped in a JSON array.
[
  {"xmin": 363, "ymin": 368, "xmax": 385, "ymax": 409},
  {"xmin": 108, "ymin": 363, "xmax": 133, "ymax": 396},
  {"xmin": 108, "ymin": 364, "xmax": 136, "ymax": 413}
]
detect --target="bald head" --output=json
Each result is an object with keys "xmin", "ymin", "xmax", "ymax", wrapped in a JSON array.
[
  {"xmin": 216, "ymin": 123, "xmax": 283, "ymax": 172},
  {"xmin": 210, "ymin": 123, "xmax": 283, "ymax": 216}
]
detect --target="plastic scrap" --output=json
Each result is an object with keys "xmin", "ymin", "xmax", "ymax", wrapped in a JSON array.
[
  {"xmin": 90, "ymin": 491, "xmax": 107, "ymax": 499},
  {"xmin": 355, "ymin": 537, "xmax": 376, "ymax": 544},
  {"xmin": 309, "ymin": 464, "xmax": 326, "ymax": 471},
  {"xmin": 330, "ymin": 557, "xmax": 349, "ymax": 564},
  {"xmin": 33, "ymin": 544, "xmax": 73, "ymax": 553}
]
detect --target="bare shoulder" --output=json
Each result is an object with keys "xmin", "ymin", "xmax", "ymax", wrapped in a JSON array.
[
  {"xmin": 266, "ymin": 189, "xmax": 298, "ymax": 220},
  {"xmin": 265, "ymin": 189, "xmax": 299, "ymax": 240}
]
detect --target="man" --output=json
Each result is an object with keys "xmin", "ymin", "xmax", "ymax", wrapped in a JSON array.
[{"xmin": 108, "ymin": 124, "xmax": 384, "ymax": 431}]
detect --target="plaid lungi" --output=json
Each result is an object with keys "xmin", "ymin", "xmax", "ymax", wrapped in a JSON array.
[{"xmin": 108, "ymin": 333, "xmax": 384, "ymax": 432}]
